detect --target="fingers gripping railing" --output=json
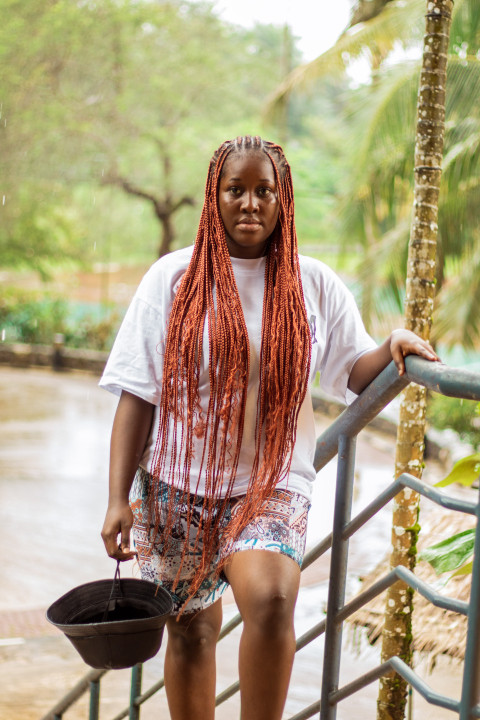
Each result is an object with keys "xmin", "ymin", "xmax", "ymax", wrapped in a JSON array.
[{"xmin": 40, "ymin": 357, "xmax": 480, "ymax": 720}]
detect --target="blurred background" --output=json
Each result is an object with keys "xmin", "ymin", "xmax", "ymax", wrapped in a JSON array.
[
  {"xmin": 2, "ymin": 0, "xmax": 480, "ymax": 368},
  {"xmin": 1, "ymin": 2, "xmax": 480, "ymax": 717}
]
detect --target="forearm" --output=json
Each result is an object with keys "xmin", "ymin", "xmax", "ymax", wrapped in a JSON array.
[
  {"xmin": 347, "ymin": 339, "xmax": 393, "ymax": 395},
  {"xmin": 108, "ymin": 390, "xmax": 155, "ymax": 504},
  {"xmin": 102, "ymin": 390, "xmax": 155, "ymax": 560}
]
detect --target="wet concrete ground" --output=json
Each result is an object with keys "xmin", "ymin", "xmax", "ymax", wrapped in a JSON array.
[
  {"xmin": 0, "ymin": 367, "xmax": 115, "ymax": 611},
  {"xmin": 0, "ymin": 366, "xmax": 465, "ymax": 719}
]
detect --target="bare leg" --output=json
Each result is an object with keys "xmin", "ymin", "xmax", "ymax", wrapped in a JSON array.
[
  {"xmin": 224, "ymin": 550, "xmax": 301, "ymax": 720},
  {"xmin": 164, "ymin": 599, "xmax": 223, "ymax": 720}
]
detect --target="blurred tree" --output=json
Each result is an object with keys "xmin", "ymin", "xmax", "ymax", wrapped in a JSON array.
[
  {"xmin": 0, "ymin": 1, "xmax": 300, "ymax": 265},
  {"xmin": 266, "ymin": 0, "xmax": 427, "ymax": 330},
  {"xmin": 268, "ymin": 0, "xmax": 480, "ymax": 347},
  {"xmin": 267, "ymin": 0, "xmax": 425, "ymax": 117}
]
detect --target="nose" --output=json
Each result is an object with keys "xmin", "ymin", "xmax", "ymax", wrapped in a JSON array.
[{"xmin": 240, "ymin": 191, "xmax": 259, "ymax": 213}]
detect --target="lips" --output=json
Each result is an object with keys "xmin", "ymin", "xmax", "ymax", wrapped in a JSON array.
[{"xmin": 236, "ymin": 218, "xmax": 261, "ymax": 230}]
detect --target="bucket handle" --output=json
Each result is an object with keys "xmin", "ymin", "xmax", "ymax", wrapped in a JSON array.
[{"xmin": 102, "ymin": 560, "xmax": 123, "ymax": 622}]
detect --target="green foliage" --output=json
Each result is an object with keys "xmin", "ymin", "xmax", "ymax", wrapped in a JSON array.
[
  {"xmin": 2, "ymin": 0, "xmax": 341, "ymax": 267},
  {"xmin": 449, "ymin": 560, "xmax": 474, "ymax": 578},
  {"xmin": 0, "ymin": 288, "xmax": 68, "ymax": 345},
  {"xmin": 419, "ymin": 448, "xmax": 480, "ymax": 582},
  {"xmin": 0, "ymin": 191, "xmax": 84, "ymax": 276},
  {"xmin": 419, "ymin": 529, "xmax": 475, "ymax": 576},
  {"xmin": 67, "ymin": 312, "xmax": 121, "ymax": 352},
  {"xmin": 434, "ymin": 452, "xmax": 480, "ymax": 488},
  {"xmin": 427, "ymin": 396, "xmax": 480, "ymax": 449},
  {"xmin": 0, "ymin": 288, "xmax": 120, "ymax": 351},
  {"xmin": 268, "ymin": 0, "xmax": 480, "ymax": 344}
]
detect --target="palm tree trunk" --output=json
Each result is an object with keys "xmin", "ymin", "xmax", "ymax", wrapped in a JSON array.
[{"xmin": 377, "ymin": 2, "xmax": 454, "ymax": 719}]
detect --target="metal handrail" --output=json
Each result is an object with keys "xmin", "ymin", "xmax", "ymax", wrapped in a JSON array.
[
  {"xmin": 40, "ymin": 356, "xmax": 480, "ymax": 720},
  {"xmin": 315, "ymin": 356, "xmax": 480, "ymax": 469},
  {"xmin": 41, "ymin": 669, "xmax": 106, "ymax": 720}
]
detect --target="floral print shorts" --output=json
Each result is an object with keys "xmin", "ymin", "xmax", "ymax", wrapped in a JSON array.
[{"xmin": 130, "ymin": 467, "xmax": 311, "ymax": 615}]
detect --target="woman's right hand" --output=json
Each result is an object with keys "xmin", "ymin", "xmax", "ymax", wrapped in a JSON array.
[
  {"xmin": 101, "ymin": 500, "xmax": 137, "ymax": 562},
  {"xmin": 102, "ymin": 391, "xmax": 155, "ymax": 562}
]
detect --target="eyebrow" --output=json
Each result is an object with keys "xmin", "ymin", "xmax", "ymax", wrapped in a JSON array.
[{"xmin": 226, "ymin": 177, "xmax": 275, "ymax": 183}]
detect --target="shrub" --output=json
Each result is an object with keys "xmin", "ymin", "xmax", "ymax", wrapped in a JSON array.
[
  {"xmin": 0, "ymin": 288, "xmax": 120, "ymax": 351},
  {"xmin": 427, "ymin": 393, "xmax": 480, "ymax": 449}
]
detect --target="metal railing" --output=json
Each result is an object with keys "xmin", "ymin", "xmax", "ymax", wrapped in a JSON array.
[{"xmin": 41, "ymin": 355, "xmax": 480, "ymax": 720}]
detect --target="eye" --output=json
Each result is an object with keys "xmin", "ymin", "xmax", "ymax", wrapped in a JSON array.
[
  {"xmin": 258, "ymin": 187, "xmax": 273, "ymax": 197},
  {"xmin": 228, "ymin": 186, "xmax": 242, "ymax": 196}
]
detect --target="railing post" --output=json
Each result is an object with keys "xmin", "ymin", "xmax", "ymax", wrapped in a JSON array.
[
  {"xmin": 320, "ymin": 434, "xmax": 356, "ymax": 720},
  {"xmin": 129, "ymin": 664, "xmax": 143, "ymax": 720},
  {"xmin": 88, "ymin": 678, "xmax": 100, "ymax": 720},
  {"xmin": 459, "ymin": 483, "xmax": 480, "ymax": 720}
]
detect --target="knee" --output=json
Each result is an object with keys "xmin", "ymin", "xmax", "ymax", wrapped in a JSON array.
[
  {"xmin": 243, "ymin": 587, "xmax": 296, "ymax": 637},
  {"xmin": 167, "ymin": 612, "xmax": 221, "ymax": 658}
]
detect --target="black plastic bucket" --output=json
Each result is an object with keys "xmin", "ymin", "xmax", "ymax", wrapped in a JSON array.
[{"xmin": 46, "ymin": 564, "xmax": 173, "ymax": 669}]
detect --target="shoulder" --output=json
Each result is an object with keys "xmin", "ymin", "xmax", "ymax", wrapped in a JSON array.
[
  {"xmin": 136, "ymin": 245, "xmax": 194, "ymax": 302},
  {"xmin": 298, "ymin": 253, "xmax": 353, "ymax": 298},
  {"xmin": 142, "ymin": 245, "xmax": 194, "ymax": 282}
]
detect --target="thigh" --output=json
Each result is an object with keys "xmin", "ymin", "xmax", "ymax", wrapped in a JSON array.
[
  {"xmin": 224, "ymin": 550, "xmax": 301, "ymax": 623},
  {"xmin": 220, "ymin": 489, "xmax": 310, "ymax": 570},
  {"xmin": 220, "ymin": 489, "xmax": 308, "ymax": 621}
]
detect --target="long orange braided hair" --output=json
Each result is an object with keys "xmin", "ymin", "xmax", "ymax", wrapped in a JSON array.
[{"xmin": 149, "ymin": 136, "xmax": 311, "ymax": 605}]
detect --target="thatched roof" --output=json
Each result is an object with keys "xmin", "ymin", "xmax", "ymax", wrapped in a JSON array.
[{"xmin": 348, "ymin": 504, "xmax": 475, "ymax": 661}]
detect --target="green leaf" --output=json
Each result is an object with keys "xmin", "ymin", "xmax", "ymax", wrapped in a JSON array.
[
  {"xmin": 419, "ymin": 529, "xmax": 476, "ymax": 575},
  {"xmin": 435, "ymin": 454, "xmax": 480, "ymax": 487},
  {"xmin": 450, "ymin": 561, "xmax": 474, "ymax": 579}
]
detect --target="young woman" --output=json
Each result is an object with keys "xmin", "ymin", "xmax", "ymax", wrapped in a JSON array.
[{"xmin": 100, "ymin": 135, "xmax": 438, "ymax": 720}]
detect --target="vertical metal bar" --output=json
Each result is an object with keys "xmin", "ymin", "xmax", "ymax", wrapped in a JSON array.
[
  {"xmin": 459, "ymin": 484, "xmax": 480, "ymax": 720},
  {"xmin": 129, "ymin": 664, "xmax": 143, "ymax": 720},
  {"xmin": 88, "ymin": 679, "xmax": 100, "ymax": 720},
  {"xmin": 407, "ymin": 684, "xmax": 413, "ymax": 720},
  {"xmin": 320, "ymin": 434, "xmax": 356, "ymax": 720}
]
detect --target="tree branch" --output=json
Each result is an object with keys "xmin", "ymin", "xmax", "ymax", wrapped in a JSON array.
[
  {"xmin": 102, "ymin": 172, "xmax": 163, "ymax": 210},
  {"xmin": 171, "ymin": 196, "xmax": 195, "ymax": 214},
  {"xmin": 101, "ymin": 172, "xmax": 195, "ymax": 218}
]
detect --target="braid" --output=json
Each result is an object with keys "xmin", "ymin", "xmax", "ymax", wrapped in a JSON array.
[{"xmin": 149, "ymin": 136, "xmax": 311, "ymax": 610}]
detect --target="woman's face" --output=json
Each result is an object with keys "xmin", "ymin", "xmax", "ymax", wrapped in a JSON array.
[{"xmin": 218, "ymin": 151, "xmax": 280, "ymax": 259}]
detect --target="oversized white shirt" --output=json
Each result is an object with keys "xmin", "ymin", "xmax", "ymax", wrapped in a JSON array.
[{"xmin": 100, "ymin": 246, "xmax": 377, "ymax": 501}]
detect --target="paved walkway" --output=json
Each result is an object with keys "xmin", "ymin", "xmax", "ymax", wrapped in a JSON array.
[{"xmin": 0, "ymin": 608, "xmax": 57, "ymax": 640}]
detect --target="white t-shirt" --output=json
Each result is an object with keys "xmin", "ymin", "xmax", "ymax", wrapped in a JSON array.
[{"xmin": 100, "ymin": 246, "xmax": 376, "ymax": 501}]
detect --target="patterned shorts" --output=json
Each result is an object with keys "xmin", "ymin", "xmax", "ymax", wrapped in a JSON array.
[{"xmin": 130, "ymin": 468, "xmax": 311, "ymax": 615}]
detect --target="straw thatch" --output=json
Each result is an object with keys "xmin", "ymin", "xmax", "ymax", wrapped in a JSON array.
[{"xmin": 348, "ymin": 504, "xmax": 476, "ymax": 662}]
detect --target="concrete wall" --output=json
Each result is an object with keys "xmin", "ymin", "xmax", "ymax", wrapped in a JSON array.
[{"xmin": 0, "ymin": 342, "xmax": 107, "ymax": 374}]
